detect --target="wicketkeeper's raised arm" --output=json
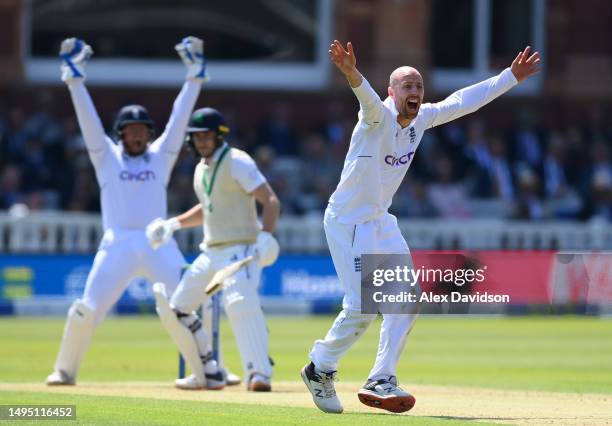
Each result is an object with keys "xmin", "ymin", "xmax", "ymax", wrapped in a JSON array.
[
  {"xmin": 60, "ymin": 38, "xmax": 109, "ymax": 154},
  {"xmin": 426, "ymin": 46, "xmax": 541, "ymax": 129},
  {"xmin": 330, "ymin": 40, "xmax": 384, "ymax": 125},
  {"xmin": 151, "ymin": 37, "xmax": 208, "ymax": 154}
]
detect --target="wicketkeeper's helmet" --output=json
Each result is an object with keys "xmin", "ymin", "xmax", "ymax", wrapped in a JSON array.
[
  {"xmin": 113, "ymin": 104, "xmax": 155, "ymax": 140},
  {"xmin": 185, "ymin": 107, "xmax": 230, "ymax": 154}
]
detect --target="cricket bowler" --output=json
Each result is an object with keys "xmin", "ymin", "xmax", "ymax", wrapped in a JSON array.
[{"xmin": 302, "ymin": 40, "xmax": 541, "ymax": 413}]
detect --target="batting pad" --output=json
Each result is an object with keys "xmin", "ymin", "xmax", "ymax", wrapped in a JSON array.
[
  {"xmin": 54, "ymin": 299, "xmax": 95, "ymax": 379},
  {"xmin": 153, "ymin": 282, "xmax": 205, "ymax": 383},
  {"xmin": 223, "ymin": 289, "xmax": 272, "ymax": 379}
]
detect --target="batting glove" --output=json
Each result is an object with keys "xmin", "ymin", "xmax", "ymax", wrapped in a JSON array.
[
  {"xmin": 255, "ymin": 231, "xmax": 280, "ymax": 267},
  {"xmin": 175, "ymin": 36, "xmax": 208, "ymax": 81},
  {"xmin": 59, "ymin": 38, "xmax": 93, "ymax": 83},
  {"xmin": 146, "ymin": 217, "xmax": 181, "ymax": 249}
]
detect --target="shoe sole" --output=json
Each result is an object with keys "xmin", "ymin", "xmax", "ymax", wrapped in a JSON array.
[
  {"xmin": 174, "ymin": 383, "xmax": 205, "ymax": 390},
  {"xmin": 46, "ymin": 381, "xmax": 75, "ymax": 386},
  {"xmin": 206, "ymin": 384, "xmax": 225, "ymax": 391},
  {"xmin": 300, "ymin": 366, "xmax": 343, "ymax": 414},
  {"xmin": 357, "ymin": 390, "xmax": 416, "ymax": 413},
  {"xmin": 248, "ymin": 382, "xmax": 271, "ymax": 392},
  {"xmin": 175, "ymin": 385, "xmax": 205, "ymax": 390}
]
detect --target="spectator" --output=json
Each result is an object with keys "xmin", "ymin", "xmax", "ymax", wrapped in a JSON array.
[
  {"xmin": 512, "ymin": 167, "xmax": 545, "ymax": 220},
  {"xmin": 253, "ymin": 145, "xmax": 301, "ymax": 214},
  {"xmin": 0, "ymin": 165, "xmax": 23, "ymax": 209},
  {"xmin": 463, "ymin": 119, "xmax": 493, "ymax": 197},
  {"xmin": 563, "ymin": 126, "xmax": 591, "ymax": 192},
  {"xmin": 543, "ymin": 132, "xmax": 582, "ymax": 219},
  {"xmin": 488, "ymin": 137, "xmax": 515, "ymax": 201},
  {"xmin": 509, "ymin": 109, "xmax": 544, "ymax": 169},
  {"xmin": 427, "ymin": 156, "xmax": 471, "ymax": 218},
  {"xmin": 584, "ymin": 170, "xmax": 612, "ymax": 222},
  {"xmin": 299, "ymin": 133, "xmax": 339, "ymax": 213},
  {"xmin": 5, "ymin": 106, "xmax": 29, "ymax": 161},
  {"xmin": 257, "ymin": 102, "xmax": 298, "ymax": 157},
  {"xmin": 391, "ymin": 179, "xmax": 437, "ymax": 218}
]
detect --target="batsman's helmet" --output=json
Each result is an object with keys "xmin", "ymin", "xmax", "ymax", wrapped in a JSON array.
[
  {"xmin": 113, "ymin": 104, "xmax": 155, "ymax": 141},
  {"xmin": 186, "ymin": 107, "xmax": 230, "ymax": 154}
]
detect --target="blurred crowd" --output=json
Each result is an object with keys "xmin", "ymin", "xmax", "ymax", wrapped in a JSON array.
[{"xmin": 1, "ymin": 97, "xmax": 612, "ymax": 222}]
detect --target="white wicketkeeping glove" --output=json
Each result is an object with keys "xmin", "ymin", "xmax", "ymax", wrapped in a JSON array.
[
  {"xmin": 146, "ymin": 217, "xmax": 181, "ymax": 249},
  {"xmin": 175, "ymin": 36, "xmax": 208, "ymax": 81},
  {"xmin": 255, "ymin": 231, "xmax": 280, "ymax": 267},
  {"xmin": 59, "ymin": 38, "xmax": 93, "ymax": 83}
]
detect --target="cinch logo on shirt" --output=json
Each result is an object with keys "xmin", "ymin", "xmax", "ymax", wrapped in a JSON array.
[
  {"xmin": 384, "ymin": 151, "xmax": 415, "ymax": 167},
  {"xmin": 119, "ymin": 170, "xmax": 156, "ymax": 181}
]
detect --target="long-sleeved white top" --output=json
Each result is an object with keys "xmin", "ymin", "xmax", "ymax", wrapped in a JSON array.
[
  {"xmin": 327, "ymin": 68, "xmax": 518, "ymax": 224},
  {"xmin": 67, "ymin": 79, "xmax": 201, "ymax": 230}
]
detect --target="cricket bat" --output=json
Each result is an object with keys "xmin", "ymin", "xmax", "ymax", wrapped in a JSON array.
[{"xmin": 205, "ymin": 255, "xmax": 257, "ymax": 296}]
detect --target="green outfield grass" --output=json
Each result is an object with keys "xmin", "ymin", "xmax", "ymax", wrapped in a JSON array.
[
  {"xmin": 0, "ymin": 315, "xmax": 610, "ymax": 425},
  {"xmin": 1, "ymin": 315, "xmax": 611, "ymax": 393}
]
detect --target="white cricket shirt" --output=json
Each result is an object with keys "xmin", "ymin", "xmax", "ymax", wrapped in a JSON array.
[
  {"xmin": 67, "ymin": 79, "xmax": 201, "ymax": 230},
  {"xmin": 328, "ymin": 68, "xmax": 518, "ymax": 224}
]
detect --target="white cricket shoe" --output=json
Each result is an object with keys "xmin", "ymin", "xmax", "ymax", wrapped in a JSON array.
[
  {"xmin": 175, "ymin": 374, "xmax": 205, "ymax": 390},
  {"xmin": 248, "ymin": 373, "xmax": 271, "ymax": 392},
  {"xmin": 175, "ymin": 372, "xmax": 225, "ymax": 391},
  {"xmin": 222, "ymin": 368, "xmax": 241, "ymax": 386},
  {"xmin": 357, "ymin": 376, "xmax": 416, "ymax": 413},
  {"xmin": 204, "ymin": 370, "xmax": 225, "ymax": 390},
  {"xmin": 45, "ymin": 370, "xmax": 75, "ymax": 386},
  {"xmin": 301, "ymin": 362, "xmax": 343, "ymax": 414}
]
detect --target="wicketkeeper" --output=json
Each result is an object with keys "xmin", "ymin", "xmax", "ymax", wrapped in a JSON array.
[{"xmin": 46, "ymin": 36, "xmax": 207, "ymax": 386}]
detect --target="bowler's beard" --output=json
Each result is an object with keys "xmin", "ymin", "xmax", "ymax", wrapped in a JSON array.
[{"xmin": 397, "ymin": 104, "xmax": 419, "ymax": 121}]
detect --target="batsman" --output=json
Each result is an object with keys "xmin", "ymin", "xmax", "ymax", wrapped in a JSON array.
[{"xmin": 146, "ymin": 108, "xmax": 281, "ymax": 391}]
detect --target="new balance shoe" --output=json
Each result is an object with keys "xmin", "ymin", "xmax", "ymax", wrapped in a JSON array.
[
  {"xmin": 357, "ymin": 376, "xmax": 415, "ymax": 413},
  {"xmin": 301, "ymin": 362, "xmax": 343, "ymax": 414}
]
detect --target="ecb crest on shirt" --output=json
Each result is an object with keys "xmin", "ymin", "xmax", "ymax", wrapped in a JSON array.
[{"xmin": 409, "ymin": 126, "xmax": 416, "ymax": 143}]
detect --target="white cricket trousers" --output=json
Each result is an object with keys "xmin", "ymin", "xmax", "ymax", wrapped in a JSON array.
[
  {"xmin": 309, "ymin": 208, "xmax": 418, "ymax": 381},
  {"xmin": 171, "ymin": 243, "xmax": 273, "ymax": 379},
  {"xmin": 82, "ymin": 228, "xmax": 185, "ymax": 323}
]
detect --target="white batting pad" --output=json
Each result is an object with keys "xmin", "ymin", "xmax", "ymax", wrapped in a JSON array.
[
  {"xmin": 223, "ymin": 288, "xmax": 272, "ymax": 379},
  {"xmin": 54, "ymin": 299, "xmax": 95, "ymax": 379},
  {"xmin": 153, "ymin": 282, "xmax": 205, "ymax": 383}
]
